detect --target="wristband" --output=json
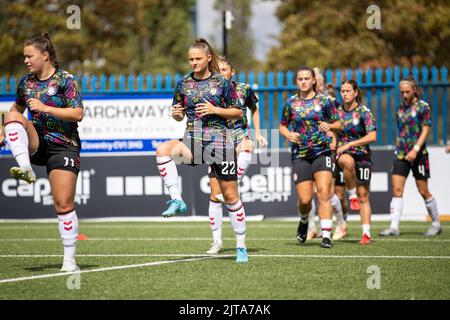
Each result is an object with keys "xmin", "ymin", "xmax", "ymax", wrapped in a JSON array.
[{"xmin": 413, "ymin": 144, "xmax": 421, "ymax": 152}]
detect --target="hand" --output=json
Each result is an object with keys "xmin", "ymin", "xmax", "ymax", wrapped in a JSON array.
[
  {"xmin": 405, "ymin": 149, "xmax": 418, "ymax": 162},
  {"xmin": 446, "ymin": 146, "xmax": 450, "ymax": 154},
  {"xmin": 255, "ymin": 133, "xmax": 268, "ymax": 148},
  {"xmin": 194, "ymin": 100, "xmax": 217, "ymax": 117},
  {"xmin": 337, "ymin": 144, "xmax": 351, "ymax": 155},
  {"xmin": 28, "ymin": 98, "xmax": 48, "ymax": 113},
  {"xmin": 171, "ymin": 104, "xmax": 185, "ymax": 120},
  {"xmin": 318, "ymin": 121, "xmax": 330, "ymax": 132},
  {"xmin": 330, "ymin": 141, "xmax": 337, "ymax": 151},
  {"xmin": 287, "ymin": 131, "xmax": 301, "ymax": 144}
]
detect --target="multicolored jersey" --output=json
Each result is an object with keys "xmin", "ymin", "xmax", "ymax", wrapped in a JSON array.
[
  {"xmin": 395, "ymin": 99, "xmax": 432, "ymax": 160},
  {"xmin": 280, "ymin": 93, "xmax": 341, "ymax": 160},
  {"xmin": 326, "ymin": 98, "xmax": 341, "ymax": 150},
  {"xmin": 231, "ymin": 81, "xmax": 258, "ymax": 144},
  {"xmin": 173, "ymin": 73, "xmax": 239, "ymax": 145},
  {"xmin": 15, "ymin": 68, "xmax": 83, "ymax": 149},
  {"xmin": 337, "ymin": 104, "xmax": 377, "ymax": 163},
  {"xmin": 232, "ymin": 81, "xmax": 258, "ymax": 131}
]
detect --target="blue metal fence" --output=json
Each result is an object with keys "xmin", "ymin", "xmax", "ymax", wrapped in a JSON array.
[{"xmin": 1, "ymin": 66, "xmax": 448, "ymax": 147}]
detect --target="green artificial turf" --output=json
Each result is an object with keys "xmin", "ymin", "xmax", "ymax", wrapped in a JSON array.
[{"xmin": 0, "ymin": 221, "xmax": 449, "ymax": 300}]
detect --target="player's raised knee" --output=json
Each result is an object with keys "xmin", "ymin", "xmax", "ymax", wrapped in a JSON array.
[
  {"xmin": 5, "ymin": 111, "xmax": 27, "ymax": 125},
  {"xmin": 156, "ymin": 141, "xmax": 172, "ymax": 157}
]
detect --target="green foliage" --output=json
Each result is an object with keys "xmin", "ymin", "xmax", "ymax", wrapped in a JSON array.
[
  {"xmin": 0, "ymin": 0, "xmax": 195, "ymax": 76},
  {"xmin": 267, "ymin": 0, "xmax": 450, "ymax": 71}
]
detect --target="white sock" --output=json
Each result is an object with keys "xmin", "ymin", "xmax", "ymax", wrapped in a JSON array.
[
  {"xmin": 5, "ymin": 122, "xmax": 33, "ymax": 171},
  {"xmin": 237, "ymin": 151, "xmax": 252, "ymax": 182},
  {"xmin": 389, "ymin": 197, "xmax": 403, "ymax": 230},
  {"xmin": 157, "ymin": 156, "xmax": 181, "ymax": 200},
  {"xmin": 425, "ymin": 197, "xmax": 440, "ymax": 227},
  {"xmin": 308, "ymin": 200, "xmax": 317, "ymax": 230},
  {"xmin": 227, "ymin": 200, "xmax": 246, "ymax": 248},
  {"xmin": 209, "ymin": 200, "xmax": 223, "ymax": 244},
  {"xmin": 58, "ymin": 210, "xmax": 78, "ymax": 261},
  {"xmin": 348, "ymin": 188, "xmax": 357, "ymax": 200},
  {"xmin": 362, "ymin": 224, "xmax": 371, "ymax": 237},
  {"xmin": 331, "ymin": 194, "xmax": 345, "ymax": 225},
  {"xmin": 320, "ymin": 219, "xmax": 333, "ymax": 239}
]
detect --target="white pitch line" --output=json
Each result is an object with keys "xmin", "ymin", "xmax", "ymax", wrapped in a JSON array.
[
  {"xmin": 0, "ymin": 224, "xmax": 448, "ymax": 230},
  {"xmin": 0, "ymin": 253, "xmax": 449, "ymax": 260},
  {"xmin": 0, "ymin": 256, "xmax": 219, "ymax": 285},
  {"xmin": 0, "ymin": 237, "xmax": 449, "ymax": 242}
]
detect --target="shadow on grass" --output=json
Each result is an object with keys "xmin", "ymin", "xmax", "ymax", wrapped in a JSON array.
[
  {"xmin": 285, "ymin": 241, "xmax": 320, "ymax": 247},
  {"xmin": 24, "ymin": 264, "xmax": 99, "ymax": 272},
  {"xmin": 220, "ymin": 247, "xmax": 261, "ymax": 254}
]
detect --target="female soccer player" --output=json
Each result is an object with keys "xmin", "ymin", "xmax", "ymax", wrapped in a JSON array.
[
  {"xmin": 0, "ymin": 33, "xmax": 83, "ymax": 272},
  {"xmin": 306, "ymin": 73, "xmax": 347, "ymax": 241},
  {"xmin": 279, "ymin": 66, "xmax": 342, "ymax": 248},
  {"xmin": 206, "ymin": 57, "xmax": 267, "ymax": 254},
  {"xmin": 380, "ymin": 76, "xmax": 441, "ymax": 236},
  {"xmin": 336, "ymin": 80, "xmax": 377, "ymax": 244},
  {"xmin": 155, "ymin": 39, "xmax": 249, "ymax": 262}
]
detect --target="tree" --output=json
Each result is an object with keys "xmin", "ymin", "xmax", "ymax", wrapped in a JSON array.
[
  {"xmin": 0, "ymin": 0, "xmax": 196, "ymax": 76},
  {"xmin": 266, "ymin": 0, "xmax": 450, "ymax": 71}
]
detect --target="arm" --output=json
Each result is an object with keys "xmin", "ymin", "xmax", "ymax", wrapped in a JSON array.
[
  {"xmin": 251, "ymin": 108, "xmax": 267, "ymax": 147},
  {"xmin": 171, "ymin": 104, "xmax": 186, "ymax": 122},
  {"xmin": 405, "ymin": 125, "xmax": 430, "ymax": 162},
  {"xmin": 330, "ymin": 132, "xmax": 338, "ymax": 151},
  {"xmin": 279, "ymin": 123, "xmax": 301, "ymax": 143},
  {"xmin": 10, "ymin": 102, "xmax": 26, "ymax": 114},
  {"xmin": 28, "ymin": 98, "xmax": 83, "ymax": 122},
  {"xmin": 319, "ymin": 120, "xmax": 342, "ymax": 133},
  {"xmin": 337, "ymin": 131, "xmax": 377, "ymax": 155},
  {"xmin": 195, "ymin": 101, "xmax": 242, "ymax": 120}
]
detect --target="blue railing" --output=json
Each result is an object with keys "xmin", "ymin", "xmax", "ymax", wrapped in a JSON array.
[{"xmin": 1, "ymin": 66, "xmax": 448, "ymax": 147}]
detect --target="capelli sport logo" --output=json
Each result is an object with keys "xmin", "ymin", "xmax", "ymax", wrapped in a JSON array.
[
  {"xmin": 1, "ymin": 169, "xmax": 94, "ymax": 205},
  {"xmin": 200, "ymin": 167, "xmax": 292, "ymax": 202}
]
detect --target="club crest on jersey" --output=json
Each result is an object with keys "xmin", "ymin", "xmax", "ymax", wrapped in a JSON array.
[
  {"xmin": 210, "ymin": 88, "xmax": 218, "ymax": 95},
  {"xmin": 352, "ymin": 117, "xmax": 360, "ymax": 126},
  {"xmin": 47, "ymin": 86, "xmax": 57, "ymax": 96},
  {"xmin": 411, "ymin": 110, "xmax": 417, "ymax": 117},
  {"xmin": 314, "ymin": 104, "xmax": 322, "ymax": 113},
  {"xmin": 239, "ymin": 98, "xmax": 245, "ymax": 106},
  {"xmin": 24, "ymin": 88, "xmax": 32, "ymax": 95}
]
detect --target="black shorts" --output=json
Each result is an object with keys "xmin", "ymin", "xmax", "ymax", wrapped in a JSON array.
[
  {"xmin": 334, "ymin": 163, "xmax": 346, "ymax": 186},
  {"xmin": 30, "ymin": 136, "xmax": 80, "ymax": 175},
  {"xmin": 331, "ymin": 150, "xmax": 345, "ymax": 186},
  {"xmin": 292, "ymin": 152, "xmax": 333, "ymax": 184},
  {"xmin": 336, "ymin": 153, "xmax": 372, "ymax": 186},
  {"xmin": 181, "ymin": 136, "xmax": 237, "ymax": 181},
  {"xmin": 392, "ymin": 153, "xmax": 430, "ymax": 180}
]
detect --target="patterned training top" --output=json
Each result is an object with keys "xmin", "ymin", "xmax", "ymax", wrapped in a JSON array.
[
  {"xmin": 337, "ymin": 104, "xmax": 377, "ymax": 164},
  {"xmin": 15, "ymin": 68, "xmax": 83, "ymax": 149},
  {"xmin": 395, "ymin": 99, "xmax": 432, "ymax": 160},
  {"xmin": 280, "ymin": 93, "xmax": 341, "ymax": 160},
  {"xmin": 172, "ymin": 72, "xmax": 239, "ymax": 144}
]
